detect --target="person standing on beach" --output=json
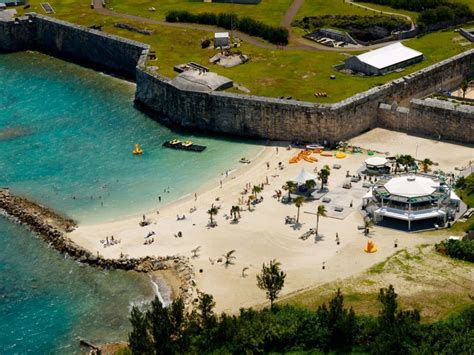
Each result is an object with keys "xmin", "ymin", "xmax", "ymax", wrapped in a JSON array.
[
  {"xmin": 195, "ymin": 193, "xmax": 197, "ymax": 201},
  {"xmin": 276, "ymin": 147, "xmax": 279, "ymax": 154},
  {"xmin": 220, "ymin": 180, "xmax": 223, "ymax": 188}
]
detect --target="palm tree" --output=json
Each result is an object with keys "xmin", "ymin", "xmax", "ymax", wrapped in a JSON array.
[
  {"xmin": 283, "ymin": 181, "xmax": 297, "ymax": 201},
  {"xmin": 207, "ymin": 205, "xmax": 218, "ymax": 225},
  {"xmin": 304, "ymin": 179, "xmax": 316, "ymax": 197},
  {"xmin": 230, "ymin": 205, "xmax": 240, "ymax": 221},
  {"xmin": 461, "ymin": 79, "xmax": 473, "ymax": 99},
  {"xmin": 294, "ymin": 196, "xmax": 305, "ymax": 223},
  {"xmin": 223, "ymin": 250, "xmax": 236, "ymax": 267},
  {"xmin": 252, "ymin": 185, "xmax": 262, "ymax": 199},
  {"xmin": 421, "ymin": 158, "xmax": 433, "ymax": 173},
  {"xmin": 364, "ymin": 218, "xmax": 374, "ymax": 236},
  {"xmin": 256, "ymin": 259, "xmax": 286, "ymax": 309},
  {"xmin": 315, "ymin": 205, "xmax": 326, "ymax": 236},
  {"xmin": 318, "ymin": 165, "xmax": 331, "ymax": 190}
]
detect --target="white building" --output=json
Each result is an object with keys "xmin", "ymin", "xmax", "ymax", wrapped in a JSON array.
[
  {"xmin": 365, "ymin": 156, "xmax": 390, "ymax": 175},
  {"xmin": 345, "ymin": 42, "xmax": 424, "ymax": 75},
  {"xmin": 214, "ymin": 32, "xmax": 230, "ymax": 48},
  {"xmin": 366, "ymin": 175, "xmax": 459, "ymax": 230}
]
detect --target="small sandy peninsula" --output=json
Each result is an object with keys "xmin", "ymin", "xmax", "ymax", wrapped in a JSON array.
[{"xmin": 70, "ymin": 128, "xmax": 473, "ymax": 313}]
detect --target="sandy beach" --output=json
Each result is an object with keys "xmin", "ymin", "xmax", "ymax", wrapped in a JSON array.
[{"xmin": 70, "ymin": 129, "xmax": 473, "ymax": 313}]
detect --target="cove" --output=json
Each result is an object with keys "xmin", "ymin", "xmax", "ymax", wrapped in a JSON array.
[{"xmin": 0, "ymin": 51, "xmax": 261, "ymax": 353}]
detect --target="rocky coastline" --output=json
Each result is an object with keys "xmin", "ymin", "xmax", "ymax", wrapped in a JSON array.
[{"xmin": 0, "ymin": 188, "xmax": 197, "ymax": 306}]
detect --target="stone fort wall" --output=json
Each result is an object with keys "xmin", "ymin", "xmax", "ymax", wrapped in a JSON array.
[
  {"xmin": 1, "ymin": 14, "xmax": 473, "ymax": 143},
  {"xmin": 0, "ymin": 14, "xmax": 148, "ymax": 78}
]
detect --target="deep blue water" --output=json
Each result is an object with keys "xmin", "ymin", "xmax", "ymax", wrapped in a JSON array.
[{"xmin": 0, "ymin": 52, "xmax": 261, "ymax": 353}]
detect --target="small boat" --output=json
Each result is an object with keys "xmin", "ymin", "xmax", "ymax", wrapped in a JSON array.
[
  {"xmin": 239, "ymin": 157, "xmax": 251, "ymax": 164},
  {"xmin": 335, "ymin": 152, "xmax": 346, "ymax": 159},
  {"xmin": 132, "ymin": 143, "xmax": 143, "ymax": 155},
  {"xmin": 162, "ymin": 140, "xmax": 206, "ymax": 152}
]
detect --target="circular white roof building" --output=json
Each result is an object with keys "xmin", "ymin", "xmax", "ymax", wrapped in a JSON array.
[
  {"xmin": 365, "ymin": 156, "xmax": 388, "ymax": 167},
  {"xmin": 384, "ymin": 175, "xmax": 439, "ymax": 198}
]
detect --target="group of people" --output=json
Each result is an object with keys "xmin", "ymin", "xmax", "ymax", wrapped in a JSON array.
[{"xmin": 101, "ymin": 235, "xmax": 120, "ymax": 248}]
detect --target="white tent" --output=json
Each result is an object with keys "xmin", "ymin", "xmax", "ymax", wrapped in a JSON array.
[
  {"xmin": 291, "ymin": 168, "xmax": 316, "ymax": 185},
  {"xmin": 365, "ymin": 156, "xmax": 388, "ymax": 167}
]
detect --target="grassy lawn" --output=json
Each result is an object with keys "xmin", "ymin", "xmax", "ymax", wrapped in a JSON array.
[
  {"xmin": 13, "ymin": 1, "xmax": 473, "ymax": 102},
  {"xmin": 357, "ymin": 2, "xmax": 418, "ymax": 22},
  {"xmin": 107, "ymin": 0, "xmax": 293, "ymax": 27},
  {"xmin": 280, "ymin": 245, "xmax": 474, "ymax": 322}
]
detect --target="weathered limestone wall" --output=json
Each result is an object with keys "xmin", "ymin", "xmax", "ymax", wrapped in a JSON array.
[
  {"xmin": 136, "ymin": 49, "xmax": 474, "ymax": 143},
  {"xmin": 378, "ymin": 99, "xmax": 474, "ymax": 143},
  {"xmin": 135, "ymin": 68, "xmax": 379, "ymax": 143},
  {"xmin": 0, "ymin": 17, "xmax": 35, "ymax": 51},
  {"xmin": 0, "ymin": 14, "xmax": 149, "ymax": 79},
  {"xmin": 1, "ymin": 14, "xmax": 473, "ymax": 143}
]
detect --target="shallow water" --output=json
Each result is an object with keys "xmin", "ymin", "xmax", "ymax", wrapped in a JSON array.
[
  {"xmin": 0, "ymin": 51, "xmax": 261, "ymax": 353},
  {"xmin": 0, "ymin": 217, "xmax": 155, "ymax": 354},
  {"xmin": 0, "ymin": 52, "xmax": 261, "ymax": 224}
]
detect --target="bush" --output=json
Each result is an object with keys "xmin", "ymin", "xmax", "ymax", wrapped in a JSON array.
[
  {"xmin": 436, "ymin": 239, "xmax": 474, "ymax": 262},
  {"xmin": 166, "ymin": 10, "xmax": 289, "ymax": 45},
  {"xmin": 292, "ymin": 15, "xmax": 411, "ymax": 41}
]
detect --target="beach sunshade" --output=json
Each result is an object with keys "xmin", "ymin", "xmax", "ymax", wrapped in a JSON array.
[{"xmin": 291, "ymin": 168, "xmax": 316, "ymax": 184}]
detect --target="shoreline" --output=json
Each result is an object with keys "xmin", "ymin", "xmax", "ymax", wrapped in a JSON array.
[
  {"xmin": 0, "ymin": 188, "xmax": 197, "ymax": 307},
  {"xmin": 78, "ymin": 143, "xmax": 272, "ymax": 227}
]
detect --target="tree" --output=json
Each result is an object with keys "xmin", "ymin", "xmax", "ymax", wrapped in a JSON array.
[
  {"xmin": 374, "ymin": 285, "xmax": 421, "ymax": 354},
  {"xmin": 252, "ymin": 185, "xmax": 262, "ymax": 199},
  {"xmin": 196, "ymin": 292, "xmax": 217, "ymax": 348},
  {"xmin": 256, "ymin": 259, "xmax": 286, "ymax": 309},
  {"xmin": 230, "ymin": 205, "xmax": 240, "ymax": 221},
  {"xmin": 129, "ymin": 306, "xmax": 153, "ymax": 355},
  {"xmin": 148, "ymin": 297, "xmax": 172, "ymax": 355},
  {"xmin": 318, "ymin": 165, "xmax": 331, "ymax": 190},
  {"xmin": 283, "ymin": 181, "xmax": 297, "ymax": 201},
  {"xmin": 396, "ymin": 154, "xmax": 415, "ymax": 172},
  {"xmin": 461, "ymin": 79, "xmax": 471, "ymax": 99},
  {"xmin": 223, "ymin": 249, "xmax": 236, "ymax": 267},
  {"xmin": 315, "ymin": 205, "xmax": 326, "ymax": 237},
  {"xmin": 304, "ymin": 179, "xmax": 316, "ymax": 197},
  {"xmin": 364, "ymin": 218, "xmax": 374, "ymax": 236},
  {"xmin": 316, "ymin": 289, "xmax": 357, "ymax": 352},
  {"xmin": 207, "ymin": 205, "xmax": 218, "ymax": 225},
  {"xmin": 421, "ymin": 158, "xmax": 433, "ymax": 173},
  {"xmin": 294, "ymin": 196, "xmax": 305, "ymax": 223}
]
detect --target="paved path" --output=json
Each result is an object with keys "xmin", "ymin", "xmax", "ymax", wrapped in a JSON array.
[
  {"xmin": 93, "ymin": 0, "xmax": 408, "ymax": 52},
  {"xmin": 344, "ymin": 0, "xmax": 415, "ymax": 30}
]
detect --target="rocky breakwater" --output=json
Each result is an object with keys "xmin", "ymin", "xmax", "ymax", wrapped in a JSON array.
[{"xmin": 0, "ymin": 188, "xmax": 197, "ymax": 306}]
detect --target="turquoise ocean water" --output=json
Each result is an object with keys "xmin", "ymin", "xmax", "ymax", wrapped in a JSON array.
[{"xmin": 0, "ymin": 52, "xmax": 261, "ymax": 353}]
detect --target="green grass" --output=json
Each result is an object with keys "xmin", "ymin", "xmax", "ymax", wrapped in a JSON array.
[
  {"xmin": 357, "ymin": 2, "xmax": 418, "ymax": 22},
  {"xmin": 107, "ymin": 0, "xmax": 293, "ymax": 27},
  {"xmin": 281, "ymin": 246, "xmax": 474, "ymax": 322},
  {"xmin": 13, "ymin": 0, "xmax": 473, "ymax": 103}
]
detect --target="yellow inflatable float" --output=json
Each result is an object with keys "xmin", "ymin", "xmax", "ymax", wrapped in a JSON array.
[
  {"xmin": 335, "ymin": 152, "xmax": 346, "ymax": 159},
  {"xmin": 132, "ymin": 143, "xmax": 143, "ymax": 155},
  {"xmin": 364, "ymin": 240, "xmax": 377, "ymax": 253}
]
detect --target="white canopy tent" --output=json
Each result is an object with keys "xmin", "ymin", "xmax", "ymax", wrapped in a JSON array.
[
  {"xmin": 365, "ymin": 156, "xmax": 388, "ymax": 167},
  {"xmin": 291, "ymin": 168, "xmax": 317, "ymax": 185}
]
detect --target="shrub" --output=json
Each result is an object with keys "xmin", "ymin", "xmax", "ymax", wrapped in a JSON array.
[
  {"xmin": 436, "ymin": 239, "xmax": 474, "ymax": 262},
  {"xmin": 165, "ymin": 10, "xmax": 289, "ymax": 45}
]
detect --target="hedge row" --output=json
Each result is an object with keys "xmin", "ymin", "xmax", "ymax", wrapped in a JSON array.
[
  {"xmin": 436, "ymin": 239, "xmax": 474, "ymax": 263},
  {"xmin": 354, "ymin": 0, "xmax": 473, "ymax": 27},
  {"xmin": 166, "ymin": 10, "xmax": 289, "ymax": 45}
]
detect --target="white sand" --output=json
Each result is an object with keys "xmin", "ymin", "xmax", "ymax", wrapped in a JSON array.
[{"xmin": 70, "ymin": 129, "xmax": 474, "ymax": 313}]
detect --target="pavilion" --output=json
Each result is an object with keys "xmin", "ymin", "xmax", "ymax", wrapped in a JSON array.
[
  {"xmin": 365, "ymin": 175, "xmax": 459, "ymax": 230},
  {"xmin": 364, "ymin": 156, "xmax": 390, "ymax": 175}
]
